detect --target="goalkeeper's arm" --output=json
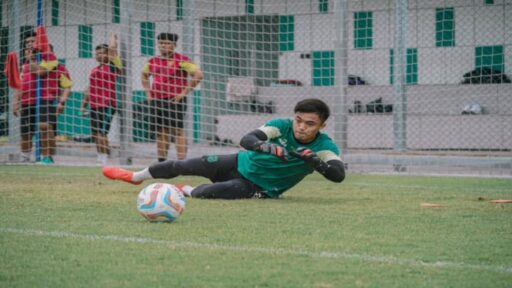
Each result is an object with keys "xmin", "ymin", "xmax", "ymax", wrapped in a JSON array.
[
  {"xmin": 240, "ymin": 129, "xmax": 288, "ymax": 161},
  {"xmin": 290, "ymin": 147, "xmax": 345, "ymax": 183},
  {"xmin": 240, "ymin": 129, "xmax": 268, "ymax": 151}
]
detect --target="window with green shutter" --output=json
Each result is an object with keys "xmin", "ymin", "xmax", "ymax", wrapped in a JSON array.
[
  {"xmin": 475, "ymin": 45, "xmax": 504, "ymax": 72},
  {"xmin": 319, "ymin": 0, "xmax": 329, "ymax": 13},
  {"xmin": 140, "ymin": 22, "xmax": 155, "ymax": 56},
  {"xmin": 389, "ymin": 48, "xmax": 418, "ymax": 85},
  {"xmin": 112, "ymin": 0, "xmax": 120, "ymax": 23},
  {"xmin": 279, "ymin": 15, "xmax": 294, "ymax": 52},
  {"xmin": 246, "ymin": 0, "xmax": 254, "ymax": 15},
  {"xmin": 312, "ymin": 51, "xmax": 335, "ymax": 86},
  {"xmin": 435, "ymin": 8, "xmax": 454, "ymax": 47},
  {"xmin": 51, "ymin": 0, "xmax": 59, "ymax": 26},
  {"xmin": 177, "ymin": 0, "xmax": 183, "ymax": 21},
  {"xmin": 354, "ymin": 11, "xmax": 372, "ymax": 49},
  {"xmin": 78, "ymin": 25, "xmax": 92, "ymax": 58}
]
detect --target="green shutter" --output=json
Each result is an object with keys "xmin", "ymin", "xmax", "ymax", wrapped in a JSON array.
[
  {"xmin": 406, "ymin": 48, "xmax": 418, "ymax": 84},
  {"xmin": 78, "ymin": 25, "xmax": 93, "ymax": 58},
  {"xmin": 319, "ymin": 0, "xmax": 328, "ymax": 13},
  {"xmin": 246, "ymin": 0, "xmax": 254, "ymax": 15},
  {"xmin": 389, "ymin": 49, "xmax": 394, "ymax": 84},
  {"xmin": 354, "ymin": 11, "xmax": 373, "ymax": 49},
  {"xmin": 435, "ymin": 8, "xmax": 455, "ymax": 47},
  {"xmin": 177, "ymin": 0, "xmax": 183, "ymax": 21},
  {"xmin": 193, "ymin": 90, "xmax": 201, "ymax": 143},
  {"xmin": 57, "ymin": 92, "xmax": 91, "ymax": 136},
  {"xmin": 112, "ymin": 0, "xmax": 120, "ymax": 23},
  {"xmin": 51, "ymin": 0, "xmax": 59, "ymax": 26},
  {"xmin": 485, "ymin": 0, "xmax": 494, "ymax": 4},
  {"xmin": 390, "ymin": 48, "xmax": 417, "ymax": 85},
  {"xmin": 279, "ymin": 15, "xmax": 294, "ymax": 52},
  {"xmin": 312, "ymin": 51, "xmax": 335, "ymax": 86},
  {"xmin": 140, "ymin": 22, "xmax": 155, "ymax": 56},
  {"xmin": 475, "ymin": 45, "xmax": 504, "ymax": 72}
]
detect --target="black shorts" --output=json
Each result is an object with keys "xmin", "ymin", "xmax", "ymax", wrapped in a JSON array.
[
  {"xmin": 39, "ymin": 101, "xmax": 57, "ymax": 124},
  {"xmin": 150, "ymin": 99, "xmax": 187, "ymax": 130},
  {"xmin": 90, "ymin": 107, "xmax": 116, "ymax": 135},
  {"xmin": 20, "ymin": 101, "xmax": 57, "ymax": 135},
  {"xmin": 20, "ymin": 106, "xmax": 36, "ymax": 135}
]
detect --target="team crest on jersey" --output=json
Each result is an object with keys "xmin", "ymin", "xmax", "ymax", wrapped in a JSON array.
[
  {"xmin": 278, "ymin": 138, "xmax": 288, "ymax": 147},
  {"xmin": 206, "ymin": 155, "xmax": 218, "ymax": 163}
]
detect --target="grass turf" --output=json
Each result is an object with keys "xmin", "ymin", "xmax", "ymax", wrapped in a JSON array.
[{"xmin": 0, "ymin": 165, "xmax": 511, "ymax": 287}]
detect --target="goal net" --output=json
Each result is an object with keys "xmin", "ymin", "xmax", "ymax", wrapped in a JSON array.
[{"xmin": 0, "ymin": 0, "xmax": 511, "ymax": 176}]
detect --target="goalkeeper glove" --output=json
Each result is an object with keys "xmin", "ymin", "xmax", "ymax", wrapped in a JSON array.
[
  {"xmin": 290, "ymin": 147, "xmax": 327, "ymax": 173},
  {"xmin": 254, "ymin": 141, "xmax": 288, "ymax": 162}
]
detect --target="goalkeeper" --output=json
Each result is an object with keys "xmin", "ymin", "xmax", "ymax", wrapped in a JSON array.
[{"xmin": 103, "ymin": 98, "xmax": 345, "ymax": 199}]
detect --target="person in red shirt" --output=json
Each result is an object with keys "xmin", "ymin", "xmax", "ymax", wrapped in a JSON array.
[
  {"xmin": 80, "ymin": 33, "xmax": 122, "ymax": 165},
  {"xmin": 12, "ymin": 32, "xmax": 72, "ymax": 164},
  {"xmin": 141, "ymin": 32, "xmax": 203, "ymax": 162}
]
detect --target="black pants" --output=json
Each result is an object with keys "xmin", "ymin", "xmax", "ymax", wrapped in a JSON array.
[{"xmin": 148, "ymin": 154, "xmax": 265, "ymax": 199}]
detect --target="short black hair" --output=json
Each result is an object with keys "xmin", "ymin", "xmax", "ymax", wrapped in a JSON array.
[
  {"xmin": 23, "ymin": 31, "xmax": 37, "ymax": 49},
  {"xmin": 23, "ymin": 31, "xmax": 37, "ymax": 40},
  {"xmin": 157, "ymin": 33, "xmax": 178, "ymax": 42},
  {"xmin": 294, "ymin": 98, "xmax": 330, "ymax": 122},
  {"xmin": 95, "ymin": 44, "xmax": 109, "ymax": 51}
]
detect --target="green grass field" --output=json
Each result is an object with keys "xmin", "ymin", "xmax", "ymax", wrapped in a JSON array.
[{"xmin": 0, "ymin": 165, "xmax": 511, "ymax": 287}]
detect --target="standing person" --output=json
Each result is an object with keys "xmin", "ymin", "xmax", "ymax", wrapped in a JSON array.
[
  {"xmin": 103, "ymin": 98, "xmax": 345, "ymax": 199},
  {"xmin": 141, "ymin": 32, "xmax": 203, "ymax": 162},
  {"xmin": 80, "ymin": 33, "xmax": 122, "ymax": 165},
  {"xmin": 12, "ymin": 32, "xmax": 72, "ymax": 164}
]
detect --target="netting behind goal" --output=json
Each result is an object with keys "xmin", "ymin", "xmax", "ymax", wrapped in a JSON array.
[{"xmin": 0, "ymin": 0, "xmax": 511, "ymax": 176}]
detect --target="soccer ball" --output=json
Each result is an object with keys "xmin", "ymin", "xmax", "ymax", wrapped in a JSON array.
[{"xmin": 136, "ymin": 183, "xmax": 186, "ymax": 222}]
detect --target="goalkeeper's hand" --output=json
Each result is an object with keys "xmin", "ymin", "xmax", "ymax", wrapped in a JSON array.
[
  {"xmin": 290, "ymin": 147, "xmax": 323, "ymax": 167},
  {"xmin": 254, "ymin": 141, "xmax": 288, "ymax": 162}
]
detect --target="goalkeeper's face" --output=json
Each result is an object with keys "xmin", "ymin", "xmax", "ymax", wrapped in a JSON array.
[{"xmin": 292, "ymin": 112, "xmax": 326, "ymax": 143}]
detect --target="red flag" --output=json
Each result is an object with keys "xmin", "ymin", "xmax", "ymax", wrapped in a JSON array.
[
  {"xmin": 4, "ymin": 52, "xmax": 21, "ymax": 90},
  {"xmin": 34, "ymin": 25, "xmax": 50, "ymax": 53}
]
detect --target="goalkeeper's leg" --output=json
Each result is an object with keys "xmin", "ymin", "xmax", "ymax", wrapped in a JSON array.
[
  {"xmin": 148, "ymin": 154, "xmax": 238, "ymax": 180},
  {"xmin": 103, "ymin": 154, "xmax": 238, "ymax": 184},
  {"xmin": 189, "ymin": 178, "xmax": 260, "ymax": 199}
]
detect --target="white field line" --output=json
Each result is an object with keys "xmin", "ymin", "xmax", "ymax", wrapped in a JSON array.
[{"xmin": 1, "ymin": 227, "xmax": 511, "ymax": 274}]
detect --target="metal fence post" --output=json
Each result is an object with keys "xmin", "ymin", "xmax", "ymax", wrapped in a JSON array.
[
  {"xmin": 119, "ymin": 0, "xmax": 134, "ymax": 165},
  {"xmin": 393, "ymin": 0, "xmax": 408, "ymax": 152},
  {"xmin": 334, "ymin": 0, "xmax": 349, "ymax": 153},
  {"xmin": 183, "ymin": 0, "xmax": 196, "ymax": 143},
  {"xmin": 7, "ymin": 0, "xmax": 20, "ymax": 148}
]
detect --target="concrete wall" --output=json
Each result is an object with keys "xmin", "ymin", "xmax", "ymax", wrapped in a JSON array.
[{"xmin": 217, "ymin": 84, "xmax": 512, "ymax": 150}]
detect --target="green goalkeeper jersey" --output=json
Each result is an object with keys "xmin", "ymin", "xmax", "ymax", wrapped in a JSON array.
[{"xmin": 237, "ymin": 118, "xmax": 341, "ymax": 198}]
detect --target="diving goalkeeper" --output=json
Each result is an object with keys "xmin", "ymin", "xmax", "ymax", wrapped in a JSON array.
[{"xmin": 103, "ymin": 98, "xmax": 345, "ymax": 199}]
